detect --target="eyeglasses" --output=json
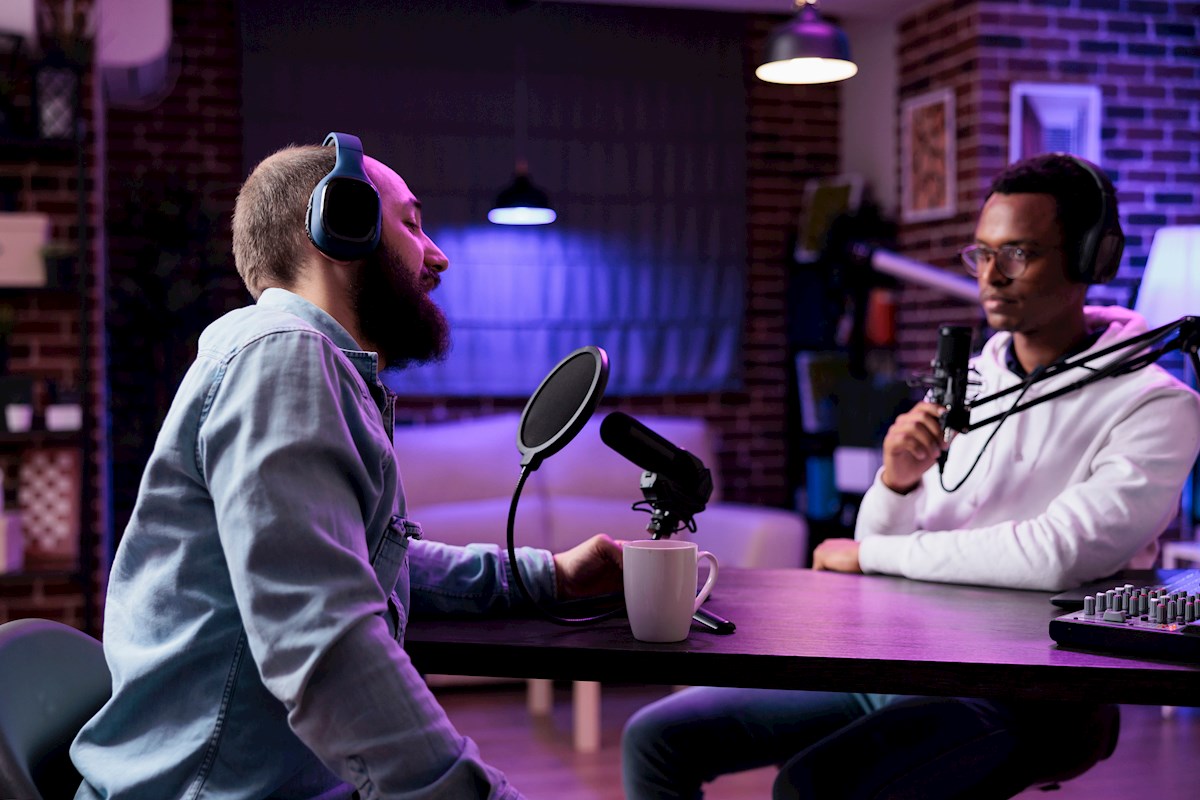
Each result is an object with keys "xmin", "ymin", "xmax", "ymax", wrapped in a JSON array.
[{"xmin": 959, "ymin": 244, "xmax": 1039, "ymax": 280}]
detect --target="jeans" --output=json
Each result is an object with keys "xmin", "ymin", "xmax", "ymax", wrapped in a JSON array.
[
  {"xmin": 621, "ymin": 688, "xmax": 895, "ymax": 800},
  {"xmin": 621, "ymin": 688, "xmax": 1119, "ymax": 800}
]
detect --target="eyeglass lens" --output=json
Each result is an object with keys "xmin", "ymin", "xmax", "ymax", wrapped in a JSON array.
[{"xmin": 962, "ymin": 246, "xmax": 1026, "ymax": 279}]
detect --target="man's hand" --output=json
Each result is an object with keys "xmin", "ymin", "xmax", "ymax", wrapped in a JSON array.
[
  {"xmin": 811, "ymin": 538, "xmax": 863, "ymax": 573},
  {"xmin": 553, "ymin": 534, "xmax": 624, "ymax": 600},
  {"xmin": 881, "ymin": 401, "xmax": 947, "ymax": 493}
]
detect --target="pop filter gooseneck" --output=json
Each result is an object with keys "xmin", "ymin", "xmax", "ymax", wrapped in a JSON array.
[{"xmin": 507, "ymin": 346, "xmax": 623, "ymax": 624}]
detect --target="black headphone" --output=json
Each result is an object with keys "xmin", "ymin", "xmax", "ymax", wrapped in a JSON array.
[
  {"xmin": 1065, "ymin": 155, "xmax": 1124, "ymax": 285},
  {"xmin": 305, "ymin": 132, "xmax": 381, "ymax": 261}
]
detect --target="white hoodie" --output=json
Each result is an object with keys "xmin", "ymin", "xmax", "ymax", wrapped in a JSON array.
[{"xmin": 856, "ymin": 305, "xmax": 1200, "ymax": 591}]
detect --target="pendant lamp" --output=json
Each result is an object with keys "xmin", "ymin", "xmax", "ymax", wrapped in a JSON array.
[
  {"xmin": 489, "ymin": 160, "xmax": 556, "ymax": 226},
  {"xmin": 756, "ymin": 0, "xmax": 858, "ymax": 85},
  {"xmin": 489, "ymin": 41, "xmax": 556, "ymax": 226}
]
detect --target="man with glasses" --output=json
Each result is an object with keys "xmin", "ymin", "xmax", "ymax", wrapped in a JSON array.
[{"xmin": 622, "ymin": 153, "xmax": 1200, "ymax": 799}]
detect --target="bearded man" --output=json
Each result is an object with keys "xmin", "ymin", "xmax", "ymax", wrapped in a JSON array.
[{"xmin": 72, "ymin": 134, "xmax": 622, "ymax": 800}]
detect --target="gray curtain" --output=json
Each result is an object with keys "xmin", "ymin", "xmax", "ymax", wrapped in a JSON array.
[{"xmin": 241, "ymin": 0, "xmax": 747, "ymax": 396}]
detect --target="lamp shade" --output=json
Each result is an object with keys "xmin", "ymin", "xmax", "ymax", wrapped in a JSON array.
[
  {"xmin": 488, "ymin": 168, "xmax": 556, "ymax": 226},
  {"xmin": 1134, "ymin": 226, "xmax": 1200, "ymax": 328},
  {"xmin": 756, "ymin": 1, "xmax": 858, "ymax": 85}
]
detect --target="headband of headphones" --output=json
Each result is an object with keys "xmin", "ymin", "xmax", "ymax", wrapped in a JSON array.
[
  {"xmin": 305, "ymin": 132, "xmax": 382, "ymax": 261},
  {"xmin": 1065, "ymin": 155, "xmax": 1124, "ymax": 285}
]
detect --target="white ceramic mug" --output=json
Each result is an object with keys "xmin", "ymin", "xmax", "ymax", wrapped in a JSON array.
[{"xmin": 623, "ymin": 539, "xmax": 719, "ymax": 643}]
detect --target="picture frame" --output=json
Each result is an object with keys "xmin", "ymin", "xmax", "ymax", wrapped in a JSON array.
[
  {"xmin": 1009, "ymin": 82, "xmax": 1101, "ymax": 164},
  {"xmin": 900, "ymin": 88, "xmax": 956, "ymax": 223}
]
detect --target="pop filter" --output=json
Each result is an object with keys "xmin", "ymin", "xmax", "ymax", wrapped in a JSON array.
[
  {"xmin": 517, "ymin": 345, "xmax": 609, "ymax": 470},
  {"xmin": 509, "ymin": 345, "xmax": 618, "ymax": 626}
]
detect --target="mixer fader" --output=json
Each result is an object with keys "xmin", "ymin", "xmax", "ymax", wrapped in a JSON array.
[{"xmin": 1049, "ymin": 572, "xmax": 1200, "ymax": 661}]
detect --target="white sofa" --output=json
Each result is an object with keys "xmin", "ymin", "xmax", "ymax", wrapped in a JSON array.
[
  {"xmin": 392, "ymin": 412, "xmax": 808, "ymax": 750},
  {"xmin": 392, "ymin": 412, "xmax": 807, "ymax": 567}
]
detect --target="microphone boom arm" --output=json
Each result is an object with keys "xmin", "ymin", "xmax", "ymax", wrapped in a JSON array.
[{"xmin": 965, "ymin": 316, "xmax": 1200, "ymax": 432}]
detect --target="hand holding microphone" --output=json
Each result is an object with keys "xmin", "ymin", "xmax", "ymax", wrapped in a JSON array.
[
  {"xmin": 879, "ymin": 401, "xmax": 948, "ymax": 493},
  {"xmin": 882, "ymin": 325, "xmax": 973, "ymax": 493}
]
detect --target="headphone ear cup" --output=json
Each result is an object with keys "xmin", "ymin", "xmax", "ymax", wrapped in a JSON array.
[
  {"xmin": 1089, "ymin": 230, "xmax": 1124, "ymax": 284},
  {"xmin": 1066, "ymin": 155, "xmax": 1123, "ymax": 284},
  {"xmin": 1074, "ymin": 226, "xmax": 1099, "ymax": 283},
  {"xmin": 306, "ymin": 132, "xmax": 381, "ymax": 261}
]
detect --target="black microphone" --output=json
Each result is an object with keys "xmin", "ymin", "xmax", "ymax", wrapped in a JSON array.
[
  {"xmin": 929, "ymin": 325, "xmax": 973, "ymax": 470},
  {"xmin": 599, "ymin": 412, "xmax": 707, "ymax": 490},
  {"xmin": 599, "ymin": 412, "xmax": 713, "ymax": 535}
]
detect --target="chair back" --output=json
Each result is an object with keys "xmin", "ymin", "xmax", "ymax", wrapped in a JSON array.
[{"xmin": 0, "ymin": 618, "xmax": 111, "ymax": 800}]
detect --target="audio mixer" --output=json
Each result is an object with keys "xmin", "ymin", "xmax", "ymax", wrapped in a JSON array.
[{"xmin": 1049, "ymin": 569, "xmax": 1200, "ymax": 660}]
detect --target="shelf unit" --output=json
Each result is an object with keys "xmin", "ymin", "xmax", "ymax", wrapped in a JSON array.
[{"xmin": 0, "ymin": 125, "xmax": 95, "ymax": 632}]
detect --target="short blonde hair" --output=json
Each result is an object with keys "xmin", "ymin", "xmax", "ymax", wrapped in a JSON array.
[{"xmin": 232, "ymin": 144, "xmax": 336, "ymax": 298}]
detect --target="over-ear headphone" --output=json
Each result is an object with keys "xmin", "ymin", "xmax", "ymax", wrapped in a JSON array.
[
  {"xmin": 305, "ymin": 132, "xmax": 381, "ymax": 261},
  {"xmin": 1065, "ymin": 155, "xmax": 1124, "ymax": 285}
]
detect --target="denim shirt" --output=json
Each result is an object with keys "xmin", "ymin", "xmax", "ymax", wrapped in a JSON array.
[{"xmin": 72, "ymin": 288, "xmax": 554, "ymax": 799}]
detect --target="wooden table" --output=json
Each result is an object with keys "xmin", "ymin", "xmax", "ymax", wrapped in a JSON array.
[{"xmin": 406, "ymin": 568, "xmax": 1200, "ymax": 708}]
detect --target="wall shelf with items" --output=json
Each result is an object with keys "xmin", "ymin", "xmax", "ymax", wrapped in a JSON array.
[{"xmin": 0, "ymin": 122, "xmax": 96, "ymax": 632}]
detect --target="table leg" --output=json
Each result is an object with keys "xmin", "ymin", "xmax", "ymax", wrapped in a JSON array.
[
  {"xmin": 527, "ymin": 678, "xmax": 553, "ymax": 716},
  {"xmin": 573, "ymin": 680, "xmax": 601, "ymax": 753}
]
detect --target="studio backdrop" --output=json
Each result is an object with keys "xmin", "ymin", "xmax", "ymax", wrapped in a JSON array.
[{"xmin": 240, "ymin": 0, "xmax": 747, "ymax": 396}]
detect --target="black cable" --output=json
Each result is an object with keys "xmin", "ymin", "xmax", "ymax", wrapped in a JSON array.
[
  {"xmin": 506, "ymin": 464, "xmax": 623, "ymax": 625},
  {"xmin": 939, "ymin": 365, "xmax": 1046, "ymax": 493}
]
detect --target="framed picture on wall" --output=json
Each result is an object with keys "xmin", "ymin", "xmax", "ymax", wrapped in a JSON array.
[
  {"xmin": 900, "ymin": 88, "xmax": 956, "ymax": 223},
  {"xmin": 1009, "ymin": 82, "xmax": 1101, "ymax": 164}
]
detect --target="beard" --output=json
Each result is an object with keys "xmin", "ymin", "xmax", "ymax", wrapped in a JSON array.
[{"xmin": 353, "ymin": 243, "xmax": 450, "ymax": 368}]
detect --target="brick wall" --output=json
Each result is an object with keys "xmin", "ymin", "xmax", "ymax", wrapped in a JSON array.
[
  {"xmin": 4, "ymin": 0, "xmax": 246, "ymax": 629},
  {"xmin": 894, "ymin": 0, "xmax": 1200, "ymax": 376},
  {"xmin": 893, "ymin": 0, "xmax": 991, "ymax": 373},
  {"xmin": 0, "ymin": 60, "xmax": 102, "ymax": 628},
  {"xmin": 105, "ymin": 1, "xmax": 246, "ymax": 546}
]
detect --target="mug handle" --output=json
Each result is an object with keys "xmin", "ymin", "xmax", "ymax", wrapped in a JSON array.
[{"xmin": 691, "ymin": 551, "xmax": 719, "ymax": 613}]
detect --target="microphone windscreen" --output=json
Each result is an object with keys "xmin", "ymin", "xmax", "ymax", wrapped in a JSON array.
[
  {"xmin": 516, "ymin": 346, "xmax": 609, "ymax": 470},
  {"xmin": 522, "ymin": 352, "xmax": 599, "ymax": 450},
  {"xmin": 935, "ymin": 325, "xmax": 973, "ymax": 370}
]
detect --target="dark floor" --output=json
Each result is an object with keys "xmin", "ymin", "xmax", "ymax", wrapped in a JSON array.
[{"xmin": 434, "ymin": 682, "xmax": 1200, "ymax": 799}]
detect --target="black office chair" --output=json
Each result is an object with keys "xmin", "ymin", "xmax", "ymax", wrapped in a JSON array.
[{"xmin": 0, "ymin": 618, "xmax": 111, "ymax": 800}]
